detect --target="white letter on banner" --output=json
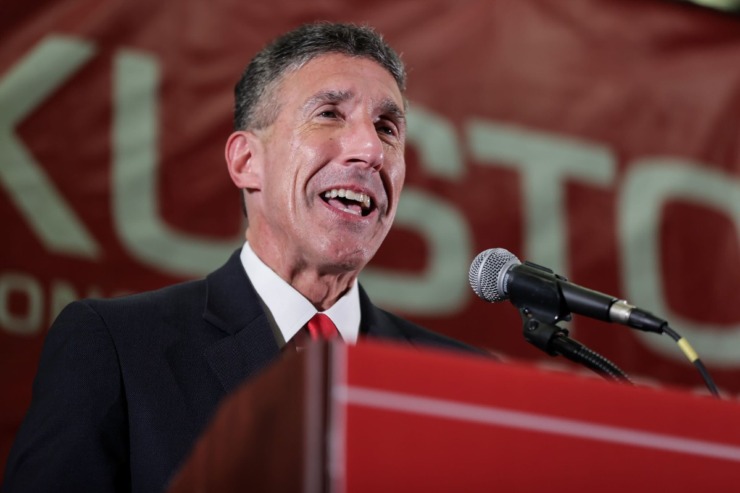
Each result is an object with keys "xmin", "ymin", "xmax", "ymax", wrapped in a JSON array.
[
  {"xmin": 619, "ymin": 159, "xmax": 740, "ymax": 366},
  {"xmin": 0, "ymin": 36, "xmax": 99, "ymax": 258},
  {"xmin": 112, "ymin": 50, "xmax": 242, "ymax": 278},
  {"xmin": 0, "ymin": 272, "xmax": 43, "ymax": 335},
  {"xmin": 405, "ymin": 104, "xmax": 465, "ymax": 180},
  {"xmin": 467, "ymin": 120, "xmax": 615, "ymax": 275},
  {"xmin": 361, "ymin": 186, "xmax": 473, "ymax": 315}
]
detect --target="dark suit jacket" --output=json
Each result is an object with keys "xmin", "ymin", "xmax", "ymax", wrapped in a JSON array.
[{"xmin": 3, "ymin": 250, "xmax": 479, "ymax": 493}]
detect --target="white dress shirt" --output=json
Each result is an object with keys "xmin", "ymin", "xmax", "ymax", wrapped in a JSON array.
[{"xmin": 239, "ymin": 242, "xmax": 360, "ymax": 344}]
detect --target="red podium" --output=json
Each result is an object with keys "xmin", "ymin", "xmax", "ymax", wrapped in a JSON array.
[{"xmin": 169, "ymin": 340, "xmax": 740, "ymax": 492}]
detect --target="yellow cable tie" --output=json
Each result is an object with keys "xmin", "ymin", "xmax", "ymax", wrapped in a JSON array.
[{"xmin": 677, "ymin": 338, "xmax": 699, "ymax": 363}]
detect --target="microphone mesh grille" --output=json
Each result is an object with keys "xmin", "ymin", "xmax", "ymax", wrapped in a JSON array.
[{"xmin": 468, "ymin": 248, "xmax": 520, "ymax": 302}]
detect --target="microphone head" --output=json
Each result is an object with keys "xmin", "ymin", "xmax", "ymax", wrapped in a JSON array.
[{"xmin": 469, "ymin": 248, "xmax": 521, "ymax": 302}]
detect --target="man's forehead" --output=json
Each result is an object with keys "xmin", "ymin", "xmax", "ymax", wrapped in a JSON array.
[{"xmin": 283, "ymin": 54, "xmax": 404, "ymax": 110}]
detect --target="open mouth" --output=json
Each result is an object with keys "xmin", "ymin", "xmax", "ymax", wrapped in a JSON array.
[{"xmin": 321, "ymin": 188, "xmax": 374, "ymax": 217}]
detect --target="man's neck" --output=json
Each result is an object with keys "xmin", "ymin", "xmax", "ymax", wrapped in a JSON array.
[
  {"xmin": 247, "ymin": 237, "xmax": 359, "ymax": 311},
  {"xmin": 282, "ymin": 269, "xmax": 358, "ymax": 311}
]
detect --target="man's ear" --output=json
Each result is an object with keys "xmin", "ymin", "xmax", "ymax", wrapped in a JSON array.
[{"xmin": 225, "ymin": 130, "xmax": 263, "ymax": 190}]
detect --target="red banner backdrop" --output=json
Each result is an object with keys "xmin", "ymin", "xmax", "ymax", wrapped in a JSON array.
[{"xmin": 2, "ymin": 0, "xmax": 739, "ymax": 477}]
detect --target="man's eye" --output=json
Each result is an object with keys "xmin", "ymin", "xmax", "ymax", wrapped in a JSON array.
[
  {"xmin": 319, "ymin": 110, "xmax": 338, "ymax": 118},
  {"xmin": 376, "ymin": 123, "xmax": 398, "ymax": 137}
]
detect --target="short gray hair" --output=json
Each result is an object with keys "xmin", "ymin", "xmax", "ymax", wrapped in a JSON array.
[{"xmin": 233, "ymin": 22, "xmax": 406, "ymax": 130}]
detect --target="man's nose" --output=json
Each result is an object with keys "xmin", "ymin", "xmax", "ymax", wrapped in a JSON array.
[{"xmin": 340, "ymin": 119, "xmax": 384, "ymax": 170}]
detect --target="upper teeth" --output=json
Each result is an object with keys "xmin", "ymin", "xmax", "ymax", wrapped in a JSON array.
[{"xmin": 323, "ymin": 189, "xmax": 371, "ymax": 209}]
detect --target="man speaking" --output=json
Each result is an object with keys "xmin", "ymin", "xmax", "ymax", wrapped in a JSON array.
[{"xmin": 4, "ymin": 22, "xmax": 477, "ymax": 492}]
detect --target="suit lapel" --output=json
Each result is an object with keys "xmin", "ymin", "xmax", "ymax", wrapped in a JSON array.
[
  {"xmin": 358, "ymin": 284, "xmax": 408, "ymax": 343},
  {"xmin": 202, "ymin": 250, "xmax": 281, "ymax": 394}
]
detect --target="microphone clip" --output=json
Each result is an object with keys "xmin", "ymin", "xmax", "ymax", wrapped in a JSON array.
[
  {"xmin": 508, "ymin": 262, "xmax": 573, "ymax": 326},
  {"xmin": 520, "ymin": 308, "xmax": 569, "ymax": 356}
]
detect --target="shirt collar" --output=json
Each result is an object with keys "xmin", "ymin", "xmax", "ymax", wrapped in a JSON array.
[{"xmin": 240, "ymin": 242, "xmax": 360, "ymax": 344}]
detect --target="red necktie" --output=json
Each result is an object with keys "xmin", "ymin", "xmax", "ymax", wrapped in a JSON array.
[{"xmin": 306, "ymin": 313, "xmax": 340, "ymax": 340}]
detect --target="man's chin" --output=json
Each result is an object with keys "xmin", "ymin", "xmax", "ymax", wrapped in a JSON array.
[{"xmin": 317, "ymin": 245, "xmax": 376, "ymax": 274}]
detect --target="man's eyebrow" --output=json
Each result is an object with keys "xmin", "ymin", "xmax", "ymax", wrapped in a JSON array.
[
  {"xmin": 301, "ymin": 90, "xmax": 352, "ymax": 115},
  {"xmin": 378, "ymin": 99, "xmax": 406, "ymax": 125},
  {"xmin": 301, "ymin": 90, "xmax": 405, "ymax": 123}
]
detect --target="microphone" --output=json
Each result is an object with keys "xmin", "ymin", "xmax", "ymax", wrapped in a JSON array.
[{"xmin": 469, "ymin": 248, "xmax": 667, "ymax": 333}]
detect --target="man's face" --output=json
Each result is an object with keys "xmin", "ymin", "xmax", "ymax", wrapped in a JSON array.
[{"xmin": 238, "ymin": 53, "xmax": 407, "ymax": 276}]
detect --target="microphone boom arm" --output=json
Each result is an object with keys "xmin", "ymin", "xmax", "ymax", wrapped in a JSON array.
[{"xmin": 519, "ymin": 309, "xmax": 632, "ymax": 384}]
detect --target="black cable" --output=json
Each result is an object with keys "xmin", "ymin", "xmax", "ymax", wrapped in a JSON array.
[{"xmin": 662, "ymin": 325, "xmax": 720, "ymax": 398}]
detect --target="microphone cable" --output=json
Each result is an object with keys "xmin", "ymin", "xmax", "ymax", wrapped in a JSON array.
[{"xmin": 661, "ymin": 325, "xmax": 720, "ymax": 398}]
